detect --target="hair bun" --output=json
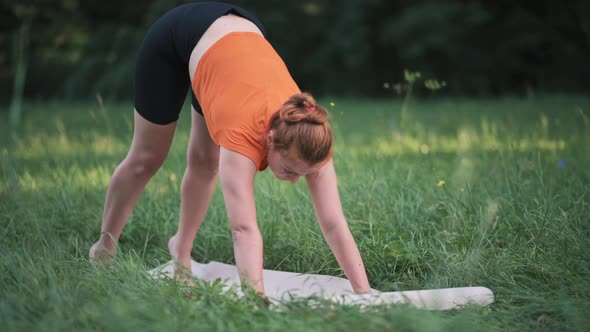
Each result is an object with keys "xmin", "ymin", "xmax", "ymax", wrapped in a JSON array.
[{"xmin": 280, "ymin": 92, "xmax": 328, "ymax": 125}]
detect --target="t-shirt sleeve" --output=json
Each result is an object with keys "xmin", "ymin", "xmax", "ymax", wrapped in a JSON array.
[{"xmin": 217, "ymin": 128, "xmax": 267, "ymax": 171}]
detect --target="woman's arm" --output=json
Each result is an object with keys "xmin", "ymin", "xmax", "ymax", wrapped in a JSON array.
[
  {"xmin": 306, "ymin": 159, "xmax": 372, "ymax": 294},
  {"xmin": 218, "ymin": 147, "xmax": 265, "ymax": 294}
]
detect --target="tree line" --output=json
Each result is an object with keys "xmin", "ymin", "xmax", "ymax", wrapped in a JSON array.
[{"xmin": 1, "ymin": 0, "xmax": 589, "ymax": 105}]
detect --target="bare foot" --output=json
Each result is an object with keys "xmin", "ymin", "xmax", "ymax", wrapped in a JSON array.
[
  {"xmin": 89, "ymin": 241, "xmax": 116, "ymax": 269},
  {"xmin": 168, "ymin": 234, "xmax": 194, "ymax": 286}
]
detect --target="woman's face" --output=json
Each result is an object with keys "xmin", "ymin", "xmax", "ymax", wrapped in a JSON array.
[{"xmin": 266, "ymin": 131, "xmax": 318, "ymax": 184}]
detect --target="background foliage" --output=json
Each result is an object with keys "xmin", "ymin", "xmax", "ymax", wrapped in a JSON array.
[{"xmin": 1, "ymin": 0, "xmax": 589, "ymax": 104}]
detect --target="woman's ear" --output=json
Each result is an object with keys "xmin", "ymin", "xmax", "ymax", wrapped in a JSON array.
[{"xmin": 266, "ymin": 130, "xmax": 275, "ymax": 147}]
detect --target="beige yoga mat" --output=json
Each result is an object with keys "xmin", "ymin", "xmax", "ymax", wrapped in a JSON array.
[{"xmin": 147, "ymin": 259, "xmax": 494, "ymax": 310}]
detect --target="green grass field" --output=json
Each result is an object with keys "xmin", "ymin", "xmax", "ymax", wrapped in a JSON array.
[{"xmin": 1, "ymin": 95, "xmax": 589, "ymax": 331}]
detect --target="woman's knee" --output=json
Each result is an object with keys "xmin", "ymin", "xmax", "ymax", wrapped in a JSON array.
[
  {"xmin": 124, "ymin": 150, "xmax": 167, "ymax": 180},
  {"xmin": 187, "ymin": 149, "xmax": 219, "ymax": 178}
]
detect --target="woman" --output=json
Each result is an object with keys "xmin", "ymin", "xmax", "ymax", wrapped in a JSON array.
[{"xmin": 89, "ymin": 2, "xmax": 371, "ymax": 295}]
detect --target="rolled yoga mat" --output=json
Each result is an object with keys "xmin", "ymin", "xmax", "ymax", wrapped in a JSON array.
[{"xmin": 147, "ymin": 259, "xmax": 494, "ymax": 310}]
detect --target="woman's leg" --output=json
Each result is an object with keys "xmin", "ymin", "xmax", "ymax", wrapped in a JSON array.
[
  {"xmin": 90, "ymin": 110, "xmax": 177, "ymax": 261},
  {"xmin": 169, "ymin": 106, "xmax": 219, "ymax": 275}
]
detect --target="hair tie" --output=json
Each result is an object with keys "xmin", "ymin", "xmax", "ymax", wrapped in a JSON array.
[{"xmin": 306, "ymin": 106, "xmax": 316, "ymax": 112}]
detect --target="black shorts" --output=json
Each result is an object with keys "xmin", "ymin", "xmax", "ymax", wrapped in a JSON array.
[{"xmin": 133, "ymin": 2, "xmax": 265, "ymax": 125}]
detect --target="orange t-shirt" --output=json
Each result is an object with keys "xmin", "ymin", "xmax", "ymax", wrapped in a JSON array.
[{"xmin": 192, "ymin": 32, "xmax": 301, "ymax": 171}]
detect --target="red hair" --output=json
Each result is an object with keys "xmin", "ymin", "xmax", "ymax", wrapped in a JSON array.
[{"xmin": 268, "ymin": 92, "xmax": 333, "ymax": 164}]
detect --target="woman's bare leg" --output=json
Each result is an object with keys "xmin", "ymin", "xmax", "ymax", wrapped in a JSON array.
[
  {"xmin": 90, "ymin": 110, "xmax": 177, "ymax": 262},
  {"xmin": 168, "ymin": 107, "xmax": 219, "ymax": 277}
]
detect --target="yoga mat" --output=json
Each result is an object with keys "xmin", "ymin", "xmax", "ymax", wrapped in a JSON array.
[{"xmin": 147, "ymin": 260, "xmax": 494, "ymax": 310}]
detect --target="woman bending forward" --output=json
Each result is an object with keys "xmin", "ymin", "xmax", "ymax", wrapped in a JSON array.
[{"xmin": 89, "ymin": 2, "xmax": 371, "ymax": 295}]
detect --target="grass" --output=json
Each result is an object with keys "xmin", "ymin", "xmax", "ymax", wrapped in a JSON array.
[{"xmin": 1, "ymin": 95, "xmax": 589, "ymax": 331}]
